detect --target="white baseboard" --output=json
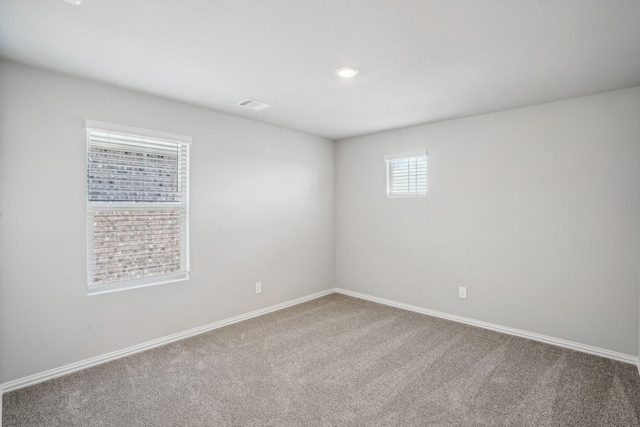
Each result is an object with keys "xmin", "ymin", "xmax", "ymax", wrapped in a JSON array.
[
  {"xmin": 2, "ymin": 286, "xmax": 637, "ymax": 397},
  {"xmin": 0, "ymin": 288, "xmax": 335, "ymax": 394},
  {"xmin": 335, "ymin": 288, "xmax": 639, "ymax": 366}
]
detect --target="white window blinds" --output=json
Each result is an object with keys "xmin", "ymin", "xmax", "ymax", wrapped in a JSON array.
[
  {"xmin": 385, "ymin": 152, "xmax": 427, "ymax": 197},
  {"xmin": 86, "ymin": 120, "xmax": 191, "ymax": 294},
  {"xmin": 87, "ymin": 132, "xmax": 185, "ymax": 203}
]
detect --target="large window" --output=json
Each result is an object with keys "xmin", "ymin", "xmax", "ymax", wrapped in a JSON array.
[
  {"xmin": 86, "ymin": 120, "xmax": 191, "ymax": 294},
  {"xmin": 385, "ymin": 152, "xmax": 427, "ymax": 197}
]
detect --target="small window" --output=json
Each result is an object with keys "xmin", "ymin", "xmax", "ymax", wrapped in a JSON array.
[
  {"xmin": 385, "ymin": 152, "xmax": 427, "ymax": 197},
  {"xmin": 86, "ymin": 120, "xmax": 191, "ymax": 294}
]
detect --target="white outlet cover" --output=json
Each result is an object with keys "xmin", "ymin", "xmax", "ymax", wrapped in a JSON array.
[{"xmin": 458, "ymin": 286, "xmax": 467, "ymax": 299}]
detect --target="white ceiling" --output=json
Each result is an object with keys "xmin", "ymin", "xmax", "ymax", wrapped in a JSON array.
[{"xmin": 1, "ymin": 0, "xmax": 639, "ymax": 140}]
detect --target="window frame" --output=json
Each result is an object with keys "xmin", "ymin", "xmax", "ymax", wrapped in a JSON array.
[
  {"xmin": 385, "ymin": 151, "xmax": 427, "ymax": 198},
  {"xmin": 86, "ymin": 120, "xmax": 191, "ymax": 295}
]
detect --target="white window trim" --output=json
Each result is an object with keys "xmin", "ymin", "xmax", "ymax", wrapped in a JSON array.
[
  {"xmin": 86, "ymin": 120, "xmax": 192, "ymax": 295},
  {"xmin": 86, "ymin": 120, "xmax": 193, "ymax": 145},
  {"xmin": 385, "ymin": 151, "xmax": 427, "ymax": 198}
]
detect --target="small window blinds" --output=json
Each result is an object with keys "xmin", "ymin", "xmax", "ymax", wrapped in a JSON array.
[
  {"xmin": 385, "ymin": 152, "xmax": 427, "ymax": 197},
  {"xmin": 86, "ymin": 120, "xmax": 191, "ymax": 294}
]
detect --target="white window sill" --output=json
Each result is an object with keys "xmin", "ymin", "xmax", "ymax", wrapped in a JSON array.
[{"xmin": 87, "ymin": 273, "xmax": 190, "ymax": 296}]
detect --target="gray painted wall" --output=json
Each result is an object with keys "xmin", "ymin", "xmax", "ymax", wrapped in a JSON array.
[
  {"xmin": 336, "ymin": 87, "xmax": 640, "ymax": 356},
  {"xmin": 0, "ymin": 60, "xmax": 336, "ymax": 383}
]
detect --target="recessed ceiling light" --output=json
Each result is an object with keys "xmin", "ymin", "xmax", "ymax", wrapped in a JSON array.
[
  {"xmin": 63, "ymin": 0, "xmax": 84, "ymax": 4},
  {"xmin": 335, "ymin": 66, "xmax": 360, "ymax": 79}
]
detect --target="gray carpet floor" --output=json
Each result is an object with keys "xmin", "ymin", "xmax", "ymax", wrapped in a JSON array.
[{"xmin": 3, "ymin": 293, "xmax": 640, "ymax": 426}]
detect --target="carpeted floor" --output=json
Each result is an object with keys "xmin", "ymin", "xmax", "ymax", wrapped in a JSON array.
[{"xmin": 3, "ymin": 293, "xmax": 640, "ymax": 426}]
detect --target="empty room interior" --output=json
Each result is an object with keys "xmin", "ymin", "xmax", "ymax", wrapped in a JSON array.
[{"xmin": 1, "ymin": 1, "xmax": 640, "ymax": 426}]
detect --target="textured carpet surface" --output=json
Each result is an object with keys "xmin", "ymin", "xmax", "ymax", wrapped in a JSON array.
[{"xmin": 3, "ymin": 294, "xmax": 640, "ymax": 426}]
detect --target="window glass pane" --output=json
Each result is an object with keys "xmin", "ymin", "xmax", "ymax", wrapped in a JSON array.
[
  {"xmin": 87, "ymin": 141, "xmax": 181, "ymax": 203},
  {"xmin": 91, "ymin": 210, "xmax": 183, "ymax": 287}
]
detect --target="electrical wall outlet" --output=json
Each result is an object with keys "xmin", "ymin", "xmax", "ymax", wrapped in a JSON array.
[
  {"xmin": 255, "ymin": 282, "xmax": 262, "ymax": 294},
  {"xmin": 458, "ymin": 286, "xmax": 467, "ymax": 299}
]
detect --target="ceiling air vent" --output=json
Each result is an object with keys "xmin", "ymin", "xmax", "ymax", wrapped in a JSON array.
[{"xmin": 236, "ymin": 98, "xmax": 272, "ymax": 111}]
